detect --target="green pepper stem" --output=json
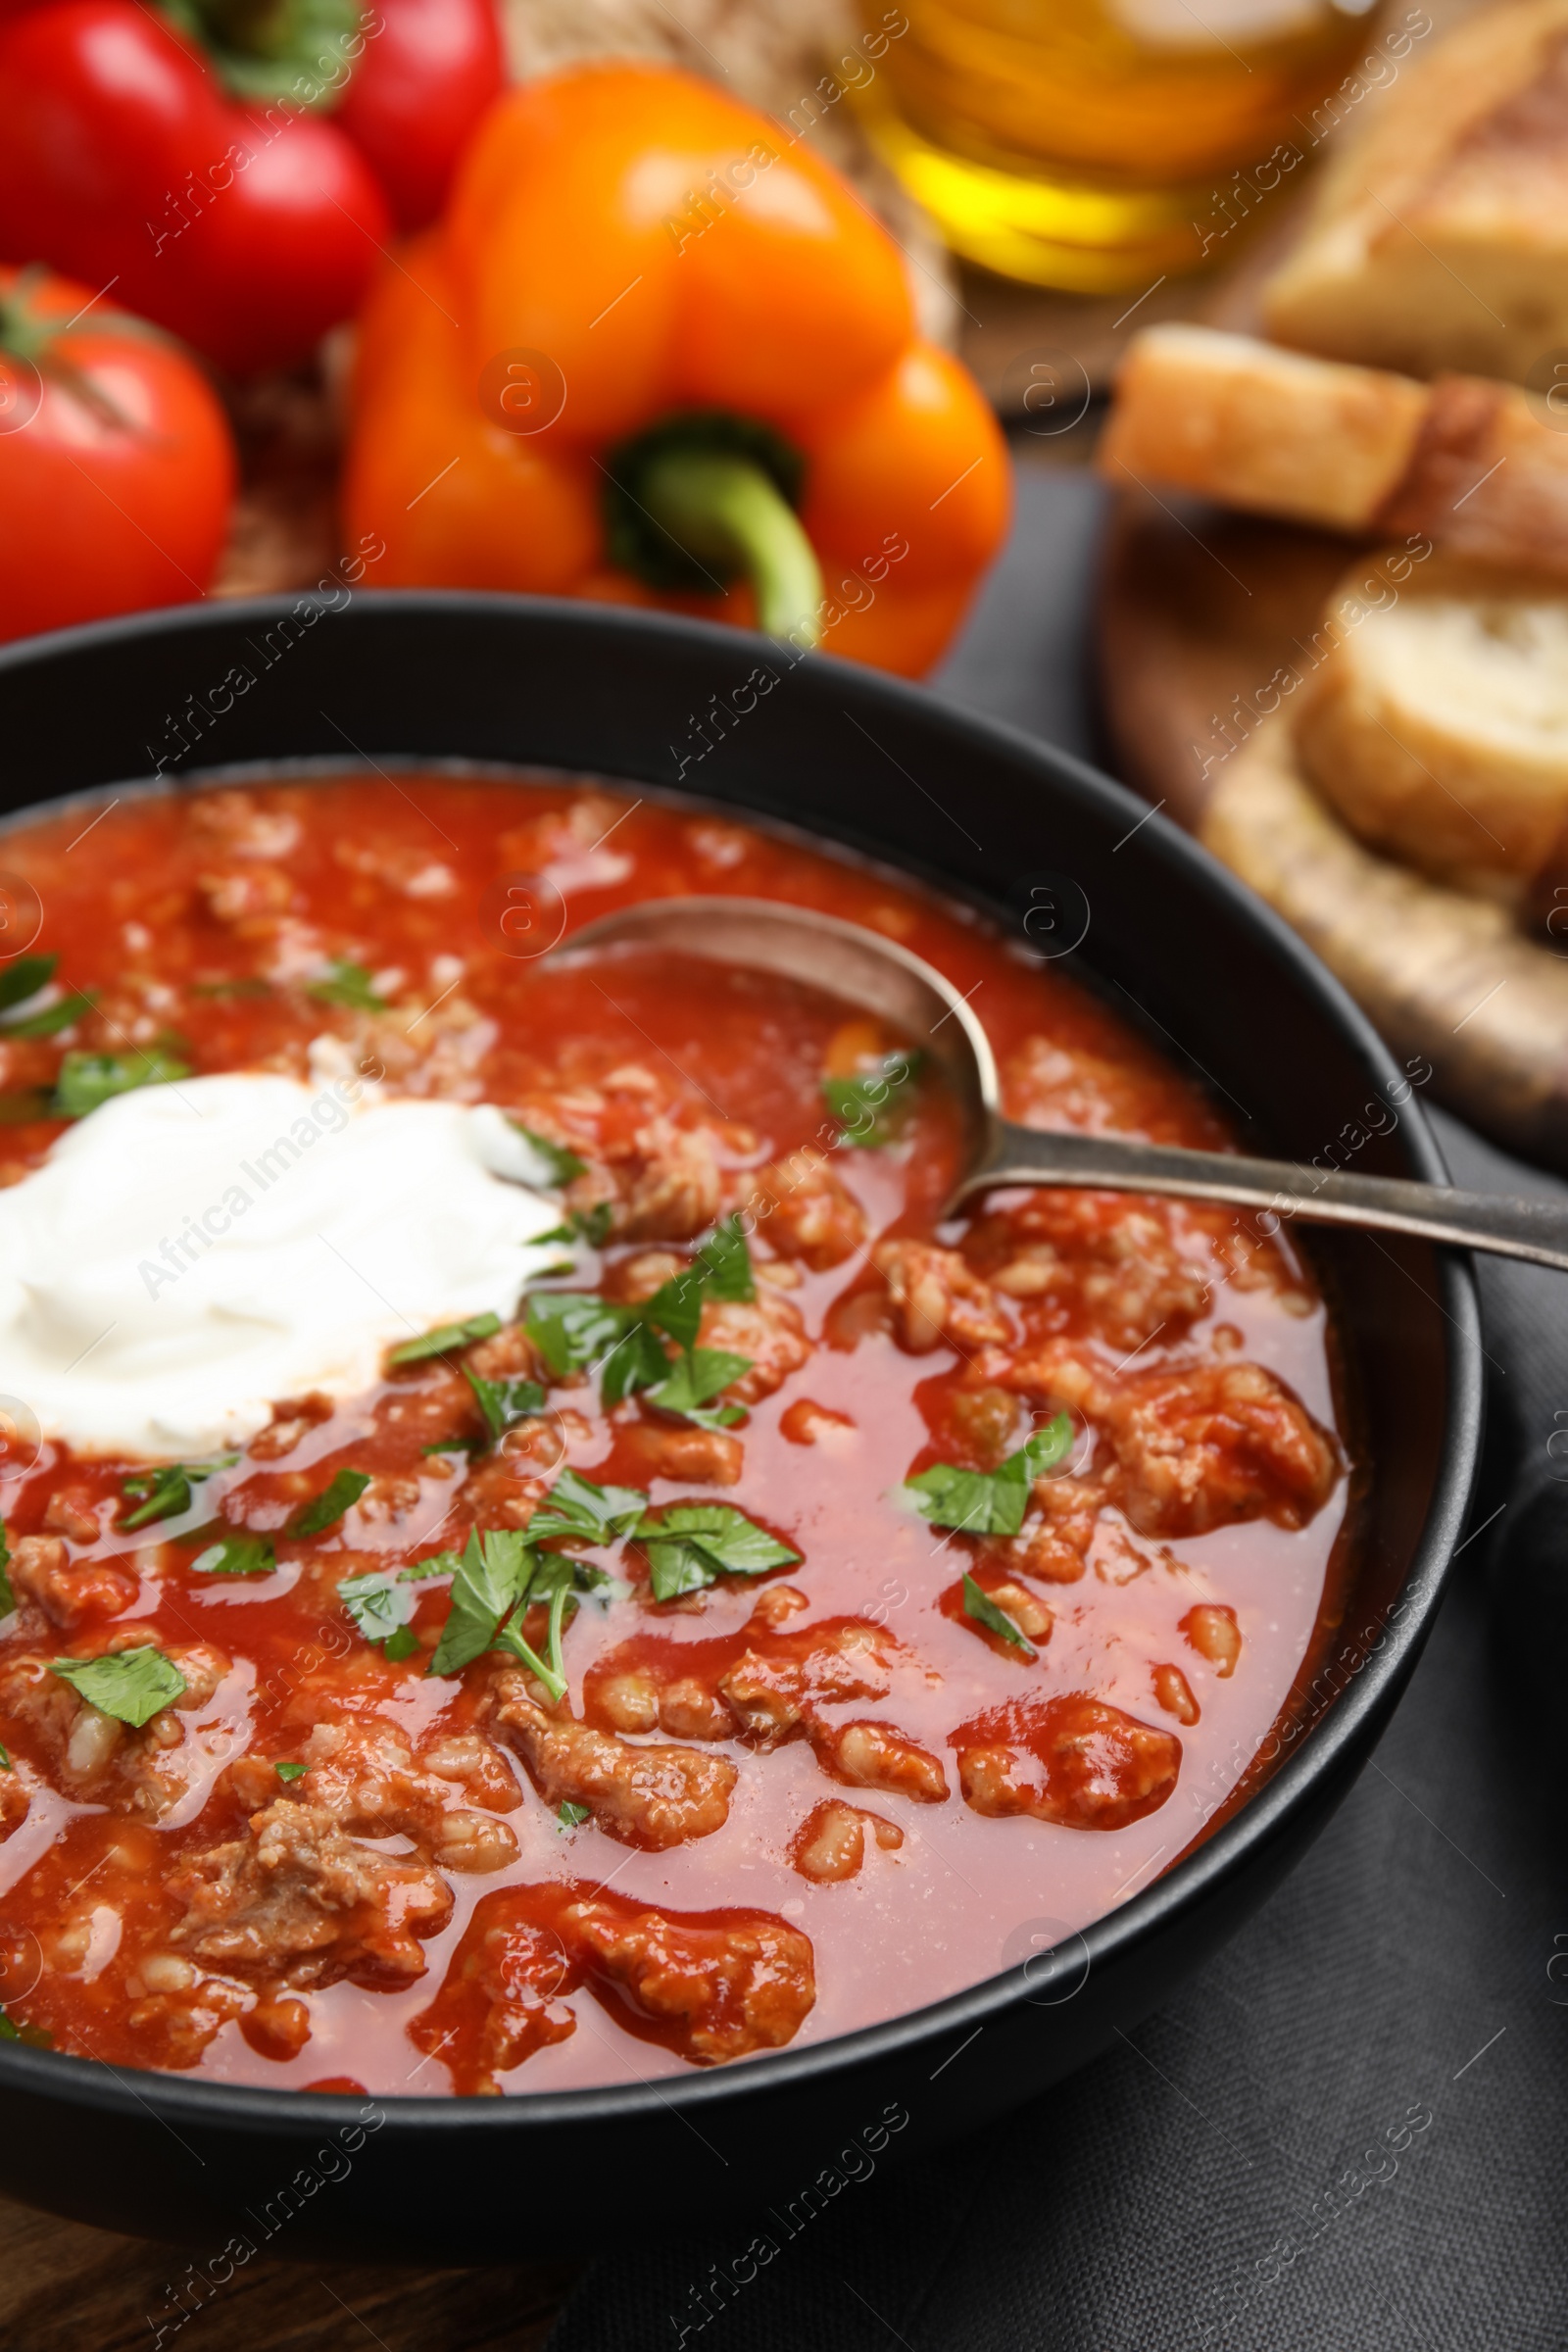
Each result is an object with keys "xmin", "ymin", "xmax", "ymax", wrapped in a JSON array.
[{"xmin": 638, "ymin": 450, "xmax": 822, "ymax": 650}]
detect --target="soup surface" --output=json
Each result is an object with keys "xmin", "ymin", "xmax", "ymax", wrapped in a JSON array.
[{"xmin": 0, "ymin": 775, "xmax": 1351, "ymax": 2094}]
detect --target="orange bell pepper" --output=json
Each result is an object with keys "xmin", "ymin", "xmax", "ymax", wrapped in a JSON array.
[{"xmin": 341, "ymin": 61, "xmax": 1011, "ymax": 675}]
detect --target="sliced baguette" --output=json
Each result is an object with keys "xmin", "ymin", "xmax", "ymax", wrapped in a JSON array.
[
  {"xmin": 1201, "ymin": 707, "xmax": 1568, "ymax": 1163},
  {"xmin": 1097, "ymin": 324, "xmax": 1427, "ymax": 531},
  {"xmin": 1099, "ymin": 323, "xmax": 1568, "ymax": 578},
  {"xmin": 1263, "ymin": 0, "xmax": 1568, "ymax": 383},
  {"xmin": 1292, "ymin": 553, "xmax": 1568, "ymax": 891}
]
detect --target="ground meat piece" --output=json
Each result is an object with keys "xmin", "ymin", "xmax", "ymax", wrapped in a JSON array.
[
  {"xmin": 970, "ymin": 1192, "xmax": 1212, "ymax": 1351},
  {"xmin": 509, "ymin": 1075, "xmax": 737, "ymax": 1245},
  {"xmin": 616, "ymin": 1257, "xmax": 812, "ymax": 1406},
  {"xmin": 6, "ymin": 1534, "xmax": 137, "ymax": 1631},
  {"xmin": 42, "ymin": 1488, "xmax": 107, "ymax": 1545},
  {"xmin": 699, "ymin": 1293, "xmax": 810, "ymax": 1405},
  {"xmin": 248, "ymin": 1394, "xmax": 335, "ymax": 1461},
  {"xmin": 814, "ymin": 1719, "xmax": 951, "ymax": 1802},
  {"xmin": 167, "ymin": 1800, "xmax": 453, "ymax": 1989},
  {"xmin": 791, "ymin": 1799, "xmax": 904, "ymax": 1882},
  {"xmin": 462, "ymin": 1455, "xmax": 552, "ymax": 1529},
  {"xmin": 874, "ymin": 1241, "xmax": 1011, "ymax": 1355},
  {"xmin": 0, "ymin": 1637, "xmax": 233, "ymax": 1820},
  {"xmin": 752, "ymin": 1150, "xmax": 867, "ymax": 1269},
  {"xmin": 292, "ymin": 1720, "xmax": 518, "ymax": 1873},
  {"xmin": 954, "ymin": 1694, "xmax": 1181, "ymax": 1830},
  {"xmin": 188, "ymin": 788, "xmax": 301, "ymax": 859},
  {"xmin": 0, "ymin": 1769, "xmax": 27, "ymax": 1838},
  {"xmin": 356, "ymin": 1473, "xmax": 422, "ymax": 1526},
  {"xmin": 124, "ymin": 1975, "xmax": 251, "ymax": 2071},
  {"xmin": 1000, "ymin": 1476, "xmax": 1104, "ymax": 1586},
  {"xmin": 493, "ymin": 1679, "xmax": 737, "ymax": 1848},
  {"xmin": 241, "ymin": 1994, "xmax": 314, "ymax": 2062},
  {"xmin": 1004, "ymin": 1034, "xmax": 1230, "ymax": 1148},
  {"xmin": 1152, "ymin": 1663, "xmax": 1200, "ymax": 1724},
  {"xmin": 419, "ymin": 1730, "xmax": 523, "ymax": 1812},
  {"xmin": 1105, "ymin": 1362, "xmax": 1339, "ymax": 1539},
  {"xmin": 779, "ymin": 1398, "xmax": 857, "ymax": 1448},
  {"xmin": 944, "ymin": 1574, "xmax": 1054, "ymax": 1648},
  {"xmin": 197, "ymin": 865, "xmax": 294, "ymax": 925},
  {"xmin": 619, "ymin": 1422, "xmax": 744, "ymax": 1487},
  {"xmin": 497, "ymin": 791, "xmax": 630, "ymax": 876},
  {"xmin": 407, "ymin": 1887, "xmax": 576, "ymax": 2094},
  {"xmin": 568, "ymin": 1896, "xmax": 815, "ymax": 2065},
  {"xmin": 466, "ymin": 1324, "xmax": 546, "ymax": 1383},
  {"xmin": 1183, "ymin": 1604, "xmax": 1243, "ymax": 1678},
  {"xmin": 718, "ymin": 1621, "xmax": 896, "ymax": 1747}
]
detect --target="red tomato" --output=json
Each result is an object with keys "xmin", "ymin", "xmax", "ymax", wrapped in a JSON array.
[
  {"xmin": 0, "ymin": 1, "xmax": 390, "ymax": 376},
  {"xmin": 334, "ymin": 0, "xmax": 505, "ymax": 233},
  {"xmin": 0, "ymin": 266, "xmax": 235, "ymax": 642}
]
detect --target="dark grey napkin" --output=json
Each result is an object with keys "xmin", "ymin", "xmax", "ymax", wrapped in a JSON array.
[{"xmin": 546, "ymin": 474, "xmax": 1568, "ymax": 2352}]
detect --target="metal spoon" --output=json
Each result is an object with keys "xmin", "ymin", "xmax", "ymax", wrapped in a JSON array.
[{"xmin": 554, "ymin": 897, "xmax": 1568, "ymax": 1276}]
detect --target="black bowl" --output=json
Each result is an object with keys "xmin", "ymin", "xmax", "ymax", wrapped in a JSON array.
[{"xmin": 0, "ymin": 595, "xmax": 1482, "ymax": 2262}]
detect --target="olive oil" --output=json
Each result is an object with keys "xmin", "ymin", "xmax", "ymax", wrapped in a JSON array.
[{"xmin": 858, "ymin": 0, "xmax": 1390, "ymax": 290}]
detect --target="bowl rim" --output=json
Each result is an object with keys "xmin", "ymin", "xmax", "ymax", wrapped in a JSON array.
[{"xmin": 0, "ymin": 591, "xmax": 1484, "ymax": 2134}]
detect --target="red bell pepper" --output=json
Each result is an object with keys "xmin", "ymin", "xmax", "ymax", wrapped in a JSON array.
[{"xmin": 0, "ymin": 264, "xmax": 236, "ymax": 642}]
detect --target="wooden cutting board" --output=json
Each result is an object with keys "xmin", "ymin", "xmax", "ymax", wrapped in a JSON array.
[
  {"xmin": 0, "ymin": 2190, "xmax": 575, "ymax": 2348},
  {"xmin": 1097, "ymin": 489, "xmax": 1568, "ymax": 1174}
]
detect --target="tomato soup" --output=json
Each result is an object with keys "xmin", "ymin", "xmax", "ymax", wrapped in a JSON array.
[{"xmin": 0, "ymin": 775, "xmax": 1352, "ymax": 2095}]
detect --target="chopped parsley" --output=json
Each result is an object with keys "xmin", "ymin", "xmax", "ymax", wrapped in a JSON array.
[
  {"xmin": 307, "ymin": 958, "xmax": 387, "ymax": 1011},
  {"xmin": 54, "ymin": 1048, "xmax": 191, "ymax": 1120},
  {"xmin": 274, "ymin": 1760, "xmax": 307, "ymax": 1783},
  {"xmin": 526, "ymin": 1216, "xmax": 757, "ymax": 1411},
  {"xmin": 423, "ymin": 1477, "xmax": 639, "ymax": 1694},
  {"xmin": 510, "ymin": 1124, "xmax": 587, "ymax": 1186},
  {"xmin": 0, "ymin": 2010, "xmax": 52, "ymax": 2048},
  {"xmin": 187, "ymin": 1528, "xmax": 275, "ymax": 1578},
  {"xmin": 286, "ymin": 1469, "xmax": 371, "ymax": 1539},
  {"xmin": 426, "ymin": 1527, "xmax": 552, "ymax": 1689},
  {"xmin": 0, "ymin": 953, "xmax": 57, "ymax": 1012},
  {"xmin": 824, "ymin": 1051, "xmax": 925, "ymax": 1147},
  {"xmin": 388, "ymin": 1313, "xmax": 502, "ymax": 1366},
  {"xmin": 122, "ymin": 1456, "xmax": 236, "ymax": 1531},
  {"xmin": 904, "ymin": 1416, "xmax": 1073, "ymax": 1538},
  {"xmin": 421, "ymin": 1436, "xmax": 483, "ymax": 1457},
  {"xmin": 1, "ymin": 992, "xmax": 95, "ymax": 1039},
  {"xmin": 961, "ymin": 1571, "xmax": 1036, "ymax": 1657},
  {"xmin": 0, "ymin": 1088, "xmax": 50, "ymax": 1124},
  {"xmin": 525, "ymin": 1467, "xmax": 647, "ymax": 1546},
  {"xmin": 338, "ymin": 1565, "xmax": 419, "ymax": 1649},
  {"xmin": 636, "ymin": 1503, "xmax": 800, "ymax": 1602},
  {"xmin": 49, "ymin": 1646, "xmax": 186, "ymax": 1727},
  {"xmin": 557, "ymin": 1800, "xmax": 590, "ymax": 1833},
  {"xmin": 645, "ymin": 1348, "xmax": 750, "ymax": 1430},
  {"xmin": 0, "ymin": 1744, "xmax": 9, "ymax": 1769},
  {"xmin": 464, "ymin": 1368, "xmax": 548, "ymax": 1444}
]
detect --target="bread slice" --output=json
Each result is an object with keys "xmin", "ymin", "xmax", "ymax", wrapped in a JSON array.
[
  {"xmin": 1099, "ymin": 324, "xmax": 1568, "ymax": 578},
  {"xmin": 1291, "ymin": 553, "xmax": 1568, "ymax": 893},
  {"xmin": 1262, "ymin": 0, "xmax": 1568, "ymax": 383},
  {"xmin": 1097, "ymin": 324, "xmax": 1428, "ymax": 531},
  {"xmin": 1200, "ymin": 706, "xmax": 1568, "ymax": 1165}
]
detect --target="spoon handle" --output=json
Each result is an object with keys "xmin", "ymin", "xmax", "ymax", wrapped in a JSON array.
[{"xmin": 957, "ymin": 1120, "xmax": 1568, "ymax": 1275}]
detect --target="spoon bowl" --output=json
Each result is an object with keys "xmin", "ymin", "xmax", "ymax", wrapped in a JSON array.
[{"xmin": 559, "ymin": 895, "xmax": 1568, "ymax": 1274}]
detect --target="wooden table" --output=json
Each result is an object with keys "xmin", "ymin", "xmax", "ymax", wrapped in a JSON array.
[{"xmin": 0, "ymin": 2195, "xmax": 578, "ymax": 2349}]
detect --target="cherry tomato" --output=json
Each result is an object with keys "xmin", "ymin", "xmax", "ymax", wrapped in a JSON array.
[{"xmin": 0, "ymin": 265, "xmax": 236, "ymax": 642}]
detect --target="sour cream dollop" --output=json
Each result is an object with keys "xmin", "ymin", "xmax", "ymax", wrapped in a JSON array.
[{"xmin": 0, "ymin": 1073, "xmax": 565, "ymax": 1457}]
